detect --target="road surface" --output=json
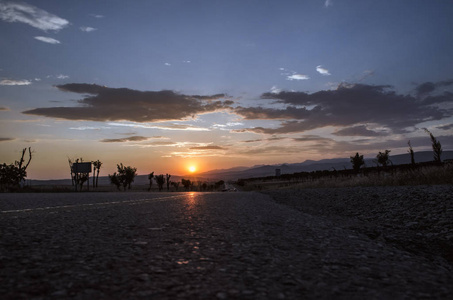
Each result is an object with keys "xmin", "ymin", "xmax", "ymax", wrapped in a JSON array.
[{"xmin": 1, "ymin": 191, "xmax": 451, "ymax": 299}]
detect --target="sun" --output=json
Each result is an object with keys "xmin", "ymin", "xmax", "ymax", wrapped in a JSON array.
[{"xmin": 188, "ymin": 166, "xmax": 196, "ymax": 173}]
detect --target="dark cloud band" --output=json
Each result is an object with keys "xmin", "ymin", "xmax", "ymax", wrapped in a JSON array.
[{"xmin": 23, "ymin": 84, "xmax": 233, "ymax": 122}]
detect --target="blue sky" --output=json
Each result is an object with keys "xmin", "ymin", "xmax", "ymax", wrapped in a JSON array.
[{"xmin": 1, "ymin": 0, "xmax": 452, "ymax": 179}]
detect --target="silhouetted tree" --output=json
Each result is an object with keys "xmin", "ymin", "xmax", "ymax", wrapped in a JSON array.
[
  {"xmin": 181, "ymin": 178, "xmax": 191, "ymax": 190},
  {"xmin": 376, "ymin": 150, "xmax": 391, "ymax": 168},
  {"xmin": 109, "ymin": 163, "xmax": 137, "ymax": 191},
  {"xmin": 109, "ymin": 173, "xmax": 121, "ymax": 190},
  {"xmin": 155, "ymin": 174, "xmax": 165, "ymax": 191},
  {"xmin": 166, "ymin": 174, "xmax": 171, "ymax": 191},
  {"xmin": 68, "ymin": 157, "xmax": 90, "ymax": 191},
  {"xmin": 407, "ymin": 140, "xmax": 415, "ymax": 165},
  {"xmin": 424, "ymin": 129, "xmax": 442, "ymax": 163},
  {"xmin": 215, "ymin": 180, "xmax": 225, "ymax": 190},
  {"xmin": 171, "ymin": 181, "xmax": 180, "ymax": 191},
  {"xmin": 350, "ymin": 152, "xmax": 365, "ymax": 172},
  {"xmin": 0, "ymin": 148, "xmax": 32, "ymax": 191},
  {"xmin": 148, "ymin": 172, "xmax": 154, "ymax": 191},
  {"xmin": 92, "ymin": 160, "xmax": 102, "ymax": 188}
]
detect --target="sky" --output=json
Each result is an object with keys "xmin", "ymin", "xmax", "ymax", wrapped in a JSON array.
[{"xmin": 1, "ymin": 0, "xmax": 453, "ymax": 180}]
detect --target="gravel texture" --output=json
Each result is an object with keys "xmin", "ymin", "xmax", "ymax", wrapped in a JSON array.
[{"xmin": 1, "ymin": 189, "xmax": 452, "ymax": 299}]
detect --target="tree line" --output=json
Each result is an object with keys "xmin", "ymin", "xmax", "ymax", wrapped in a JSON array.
[{"xmin": 350, "ymin": 129, "xmax": 443, "ymax": 172}]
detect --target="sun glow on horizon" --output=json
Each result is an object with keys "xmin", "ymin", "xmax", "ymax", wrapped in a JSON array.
[{"xmin": 188, "ymin": 166, "xmax": 196, "ymax": 173}]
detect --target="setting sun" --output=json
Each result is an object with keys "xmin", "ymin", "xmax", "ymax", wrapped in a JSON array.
[{"xmin": 188, "ymin": 166, "xmax": 196, "ymax": 173}]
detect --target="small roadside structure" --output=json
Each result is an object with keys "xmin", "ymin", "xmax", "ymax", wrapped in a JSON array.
[{"xmin": 71, "ymin": 162, "xmax": 92, "ymax": 192}]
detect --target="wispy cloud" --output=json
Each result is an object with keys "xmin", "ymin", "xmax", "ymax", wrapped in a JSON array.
[
  {"xmin": 270, "ymin": 86, "xmax": 281, "ymax": 94},
  {"xmin": 80, "ymin": 26, "xmax": 97, "ymax": 32},
  {"xmin": 332, "ymin": 125, "xmax": 387, "ymax": 137},
  {"xmin": 316, "ymin": 65, "xmax": 331, "ymax": 76},
  {"xmin": 23, "ymin": 83, "xmax": 233, "ymax": 123},
  {"xmin": 287, "ymin": 74, "xmax": 310, "ymax": 81},
  {"xmin": 108, "ymin": 122, "xmax": 211, "ymax": 131},
  {"xmin": 164, "ymin": 62, "xmax": 171, "ymax": 66},
  {"xmin": 89, "ymin": 14, "xmax": 104, "ymax": 18},
  {"xmin": 189, "ymin": 145, "xmax": 227, "ymax": 150},
  {"xmin": 100, "ymin": 136, "xmax": 149, "ymax": 143},
  {"xmin": 56, "ymin": 74, "xmax": 69, "ymax": 79},
  {"xmin": 0, "ymin": 79, "xmax": 32, "ymax": 85},
  {"xmin": 324, "ymin": 0, "xmax": 333, "ymax": 8},
  {"xmin": 0, "ymin": 2, "xmax": 69, "ymax": 31},
  {"xmin": 436, "ymin": 123, "xmax": 453, "ymax": 130},
  {"xmin": 0, "ymin": 106, "xmax": 9, "ymax": 111},
  {"xmin": 34, "ymin": 36, "xmax": 60, "ymax": 44}
]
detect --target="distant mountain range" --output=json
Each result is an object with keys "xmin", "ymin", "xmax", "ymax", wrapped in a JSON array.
[
  {"xmin": 28, "ymin": 151, "xmax": 452, "ymax": 186},
  {"xmin": 196, "ymin": 150, "xmax": 453, "ymax": 181}
]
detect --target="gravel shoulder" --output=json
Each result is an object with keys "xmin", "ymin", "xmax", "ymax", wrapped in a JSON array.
[
  {"xmin": 1, "ymin": 189, "xmax": 453, "ymax": 299},
  {"xmin": 261, "ymin": 185, "xmax": 453, "ymax": 266}
]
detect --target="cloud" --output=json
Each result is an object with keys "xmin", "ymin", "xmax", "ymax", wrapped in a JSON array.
[
  {"xmin": 436, "ymin": 123, "xmax": 453, "ymax": 130},
  {"xmin": 34, "ymin": 36, "xmax": 60, "ymax": 44},
  {"xmin": 0, "ymin": 137, "xmax": 14, "ymax": 142},
  {"xmin": 270, "ymin": 86, "xmax": 281, "ymax": 94},
  {"xmin": 189, "ymin": 145, "xmax": 227, "ymax": 150},
  {"xmin": 415, "ymin": 80, "xmax": 453, "ymax": 97},
  {"xmin": 90, "ymin": 14, "xmax": 104, "ymax": 18},
  {"xmin": 23, "ymin": 83, "xmax": 233, "ymax": 122},
  {"xmin": 324, "ymin": 0, "xmax": 333, "ymax": 8},
  {"xmin": 234, "ymin": 81, "xmax": 453, "ymax": 134},
  {"xmin": 80, "ymin": 26, "xmax": 97, "ymax": 32},
  {"xmin": 332, "ymin": 125, "xmax": 387, "ymax": 137},
  {"xmin": 56, "ymin": 74, "xmax": 69, "ymax": 79},
  {"xmin": 287, "ymin": 74, "xmax": 310, "ymax": 81},
  {"xmin": 0, "ymin": 2, "xmax": 69, "ymax": 31},
  {"xmin": 108, "ymin": 122, "xmax": 211, "ymax": 131},
  {"xmin": 100, "ymin": 136, "xmax": 149, "ymax": 143},
  {"xmin": 164, "ymin": 62, "xmax": 171, "ymax": 66},
  {"xmin": 0, "ymin": 107, "xmax": 9, "ymax": 111},
  {"xmin": 316, "ymin": 65, "xmax": 331, "ymax": 76},
  {"xmin": 0, "ymin": 79, "xmax": 32, "ymax": 85}
]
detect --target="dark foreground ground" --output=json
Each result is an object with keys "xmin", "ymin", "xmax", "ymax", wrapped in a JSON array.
[{"xmin": 0, "ymin": 188, "xmax": 452, "ymax": 299}]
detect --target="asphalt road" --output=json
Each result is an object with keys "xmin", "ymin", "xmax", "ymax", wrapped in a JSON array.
[{"xmin": 1, "ymin": 191, "xmax": 452, "ymax": 299}]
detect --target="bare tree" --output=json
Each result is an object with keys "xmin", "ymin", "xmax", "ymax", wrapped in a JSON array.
[
  {"xmin": 407, "ymin": 140, "xmax": 415, "ymax": 165},
  {"xmin": 424, "ymin": 129, "xmax": 442, "ymax": 163}
]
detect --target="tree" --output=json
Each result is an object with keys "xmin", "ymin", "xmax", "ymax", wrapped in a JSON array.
[
  {"xmin": 171, "ymin": 181, "xmax": 180, "ymax": 191},
  {"xmin": 68, "ymin": 158, "xmax": 90, "ymax": 191},
  {"xmin": 407, "ymin": 140, "xmax": 415, "ymax": 165},
  {"xmin": 424, "ymin": 129, "xmax": 442, "ymax": 163},
  {"xmin": 181, "ymin": 178, "xmax": 191, "ymax": 190},
  {"xmin": 108, "ymin": 163, "xmax": 137, "ymax": 191},
  {"xmin": 92, "ymin": 160, "xmax": 102, "ymax": 188},
  {"xmin": 0, "ymin": 147, "xmax": 33, "ymax": 191},
  {"xmin": 109, "ymin": 173, "xmax": 121, "ymax": 190},
  {"xmin": 350, "ymin": 152, "xmax": 365, "ymax": 172},
  {"xmin": 148, "ymin": 172, "xmax": 154, "ymax": 191},
  {"xmin": 166, "ymin": 174, "xmax": 171, "ymax": 191},
  {"xmin": 155, "ymin": 174, "xmax": 165, "ymax": 191},
  {"xmin": 376, "ymin": 150, "xmax": 391, "ymax": 168}
]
